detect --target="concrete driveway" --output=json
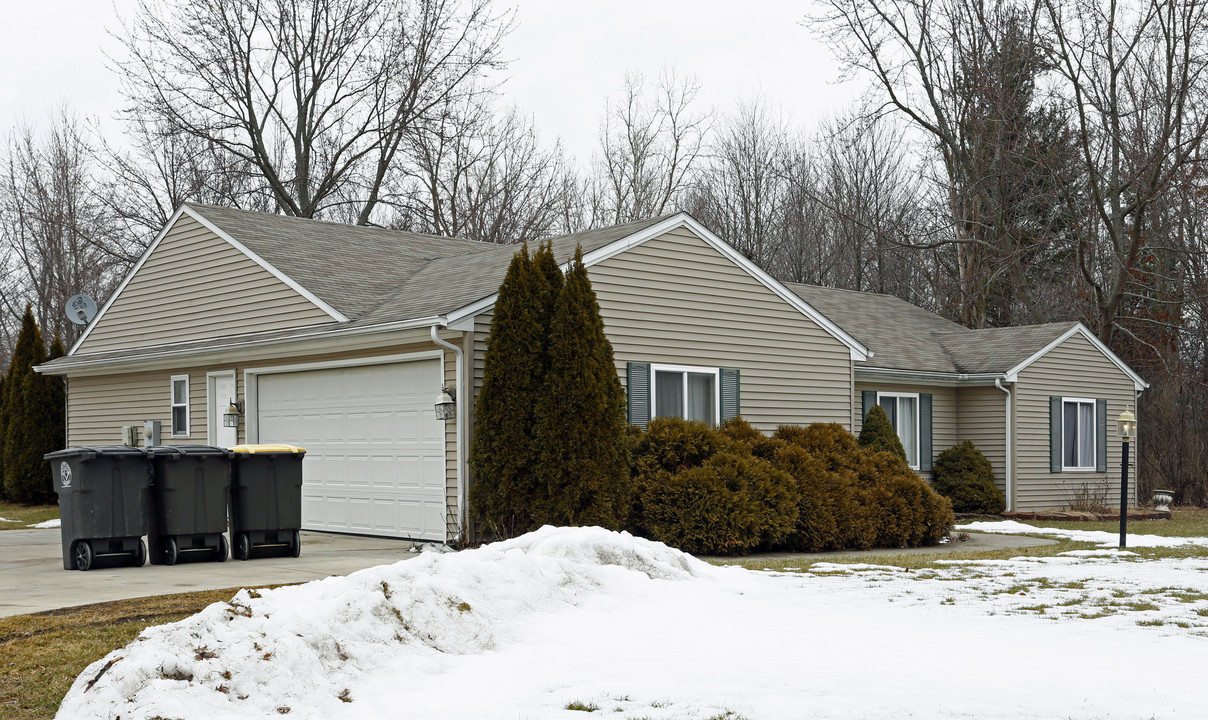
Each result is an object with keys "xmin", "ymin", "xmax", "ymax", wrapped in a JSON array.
[{"xmin": 0, "ymin": 528, "xmax": 423, "ymax": 618}]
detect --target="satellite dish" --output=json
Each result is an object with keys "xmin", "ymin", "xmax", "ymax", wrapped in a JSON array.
[{"xmin": 65, "ymin": 295, "xmax": 98, "ymax": 326}]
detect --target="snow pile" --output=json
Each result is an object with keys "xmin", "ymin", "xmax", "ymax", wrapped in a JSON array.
[
  {"xmin": 57, "ymin": 525, "xmax": 1208, "ymax": 719},
  {"xmin": 958, "ymin": 519, "xmax": 1208, "ymax": 548},
  {"xmin": 0, "ymin": 517, "xmax": 17, "ymax": 523},
  {"xmin": 57, "ymin": 526, "xmax": 712, "ymax": 719},
  {"xmin": 28, "ymin": 518, "xmax": 60, "ymax": 529}
]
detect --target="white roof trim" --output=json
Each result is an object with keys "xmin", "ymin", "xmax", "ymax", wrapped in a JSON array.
[
  {"xmin": 444, "ymin": 213, "xmax": 871, "ymax": 361},
  {"xmin": 69, "ymin": 205, "xmax": 348, "ymax": 356},
  {"xmin": 1004, "ymin": 323, "xmax": 1149, "ymax": 391}
]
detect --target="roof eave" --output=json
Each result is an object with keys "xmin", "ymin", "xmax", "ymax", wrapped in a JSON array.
[
  {"xmin": 855, "ymin": 366, "xmax": 1007, "ymax": 386},
  {"xmin": 38, "ymin": 316, "xmax": 446, "ymax": 377}
]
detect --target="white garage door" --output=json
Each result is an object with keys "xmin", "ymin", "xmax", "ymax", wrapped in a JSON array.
[{"xmin": 255, "ymin": 360, "xmax": 447, "ymax": 540}]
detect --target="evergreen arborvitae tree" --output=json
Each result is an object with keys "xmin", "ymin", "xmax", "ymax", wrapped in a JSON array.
[
  {"xmin": 0, "ymin": 374, "xmax": 6, "ymax": 503},
  {"xmin": 470, "ymin": 245, "xmax": 548, "ymax": 538},
  {"xmin": 858, "ymin": 404, "xmax": 907, "ymax": 461},
  {"xmin": 532, "ymin": 245, "xmax": 630, "ymax": 528},
  {"xmin": 3, "ymin": 307, "xmax": 53, "ymax": 504}
]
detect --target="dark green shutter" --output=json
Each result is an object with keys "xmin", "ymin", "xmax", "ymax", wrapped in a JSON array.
[
  {"xmin": 1050, "ymin": 396, "xmax": 1063, "ymax": 473},
  {"xmin": 861, "ymin": 391, "xmax": 875, "ymax": 424},
  {"xmin": 626, "ymin": 362, "xmax": 651, "ymax": 428},
  {"xmin": 1096, "ymin": 398, "xmax": 1107, "ymax": 472},
  {"xmin": 919, "ymin": 393, "xmax": 933, "ymax": 472},
  {"xmin": 720, "ymin": 368, "xmax": 740, "ymax": 421}
]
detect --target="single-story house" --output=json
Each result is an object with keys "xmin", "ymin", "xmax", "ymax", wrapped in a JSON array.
[{"xmin": 37, "ymin": 205, "xmax": 1147, "ymax": 542}]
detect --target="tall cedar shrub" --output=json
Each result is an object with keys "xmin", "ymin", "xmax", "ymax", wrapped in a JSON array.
[
  {"xmin": 774, "ymin": 444, "xmax": 873, "ymax": 551},
  {"xmin": 858, "ymin": 405, "xmax": 907, "ymax": 461},
  {"xmin": 719, "ymin": 416, "xmax": 785, "ymax": 461},
  {"xmin": 532, "ymin": 246, "xmax": 630, "ymax": 528},
  {"xmin": 932, "ymin": 440, "xmax": 1005, "ymax": 513},
  {"xmin": 0, "ymin": 374, "xmax": 6, "ymax": 502},
  {"xmin": 855, "ymin": 451, "xmax": 953, "ymax": 547},
  {"xmin": 469, "ymin": 245, "xmax": 546, "ymax": 538},
  {"xmin": 3, "ymin": 307, "xmax": 52, "ymax": 504}
]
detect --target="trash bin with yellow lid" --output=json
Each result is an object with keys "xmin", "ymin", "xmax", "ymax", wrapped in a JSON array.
[{"xmin": 228, "ymin": 444, "xmax": 306, "ymax": 560}]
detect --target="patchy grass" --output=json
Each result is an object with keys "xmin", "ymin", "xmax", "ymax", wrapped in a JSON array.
[
  {"xmin": 1013, "ymin": 507, "xmax": 1208, "ymax": 537},
  {"xmin": 0, "ymin": 587, "xmax": 271, "ymax": 720},
  {"xmin": 565, "ymin": 700, "xmax": 600, "ymax": 712},
  {"xmin": 707, "ymin": 539, "xmax": 1099, "ymax": 573},
  {"xmin": 0, "ymin": 502, "xmax": 58, "ymax": 530}
]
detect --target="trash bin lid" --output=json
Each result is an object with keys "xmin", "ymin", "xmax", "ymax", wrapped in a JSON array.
[
  {"xmin": 44, "ymin": 446, "xmax": 146, "ymax": 461},
  {"xmin": 229, "ymin": 444, "xmax": 306, "ymax": 455},
  {"xmin": 148, "ymin": 445, "xmax": 231, "ymax": 458}
]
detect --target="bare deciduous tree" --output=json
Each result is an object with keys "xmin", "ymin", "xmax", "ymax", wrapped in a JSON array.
[
  {"xmin": 115, "ymin": 0, "xmax": 513, "ymax": 225},
  {"xmin": 0, "ymin": 113, "xmax": 122, "ymax": 347},
  {"xmin": 593, "ymin": 70, "xmax": 709, "ymax": 224}
]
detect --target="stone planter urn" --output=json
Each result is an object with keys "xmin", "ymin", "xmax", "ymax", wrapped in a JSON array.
[{"xmin": 1152, "ymin": 489, "xmax": 1174, "ymax": 512}]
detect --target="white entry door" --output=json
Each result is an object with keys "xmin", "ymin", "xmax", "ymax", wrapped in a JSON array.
[
  {"xmin": 254, "ymin": 359, "xmax": 446, "ymax": 540},
  {"xmin": 209, "ymin": 372, "xmax": 239, "ymax": 448}
]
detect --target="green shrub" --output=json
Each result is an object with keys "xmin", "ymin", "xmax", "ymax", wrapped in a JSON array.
[
  {"xmin": 3, "ymin": 307, "xmax": 58, "ymax": 505},
  {"xmin": 632, "ymin": 417, "xmax": 732, "ymax": 476},
  {"xmin": 639, "ymin": 451, "xmax": 797, "ymax": 555},
  {"xmin": 855, "ymin": 451, "xmax": 953, "ymax": 548},
  {"xmin": 774, "ymin": 423, "xmax": 860, "ymax": 472},
  {"xmin": 719, "ymin": 417, "xmax": 785, "ymax": 461},
  {"xmin": 931, "ymin": 440, "xmax": 1005, "ymax": 514},
  {"xmin": 857, "ymin": 404, "xmax": 907, "ymax": 461},
  {"xmin": 773, "ymin": 444, "xmax": 873, "ymax": 551}
]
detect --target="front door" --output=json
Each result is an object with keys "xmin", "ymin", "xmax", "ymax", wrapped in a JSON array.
[{"xmin": 210, "ymin": 373, "xmax": 239, "ymax": 448}]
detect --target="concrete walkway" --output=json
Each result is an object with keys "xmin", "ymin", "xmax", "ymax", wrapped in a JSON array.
[{"xmin": 0, "ymin": 528, "xmax": 423, "ymax": 618}]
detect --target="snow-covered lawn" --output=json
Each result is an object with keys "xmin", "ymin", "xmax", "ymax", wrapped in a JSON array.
[
  {"xmin": 27, "ymin": 518, "xmax": 60, "ymax": 529},
  {"xmin": 60, "ymin": 526, "xmax": 1208, "ymax": 720},
  {"xmin": 959, "ymin": 519, "xmax": 1208, "ymax": 548}
]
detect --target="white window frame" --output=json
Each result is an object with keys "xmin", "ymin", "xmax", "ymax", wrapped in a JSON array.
[
  {"xmin": 1061, "ymin": 396, "xmax": 1097, "ymax": 471},
  {"xmin": 876, "ymin": 391, "xmax": 920, "ymax": 470},
  {"xmin": 650, "ymin": 363, "xmax": 722, "ymax": 425},
  {"xmin": 170, "ymin": 374, "xmax": 190, "ymax": 438}
]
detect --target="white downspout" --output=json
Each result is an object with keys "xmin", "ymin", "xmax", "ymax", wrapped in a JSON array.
[
  {"xmin": 431, "ymin": 324, "xmax": 465, "ymax": 544},
  {"xmin": 995, "ymin": 377, "xmax": 1013, "ymax": 512}
]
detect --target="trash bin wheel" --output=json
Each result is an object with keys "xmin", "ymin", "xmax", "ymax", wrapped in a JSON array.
[
  {"xmin": 290, "ymin": 530, "xmax": 301, "ymax": 558},
  {"xmin": 132, "ymin": 539, "xmax": 146, "ymax": 568},
  {"xmin": 216, "ymin": 535, "xmax": 229, "ymax": 562},
  {"xmin": 162, "ymin": 537, "xmax": 179, "ymax": 566},
  {"xmin": 235, "ymin": 532, "xmax": 251, "ymax": 561},
  {"xmin": 73, "ymin": 541, "xmax": 93, "ymax": 572}
]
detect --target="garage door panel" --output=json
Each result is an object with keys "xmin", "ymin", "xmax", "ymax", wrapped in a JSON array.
[{"xmin": 257, "ymin": 359, "xmax": 445, "ymax": 540}]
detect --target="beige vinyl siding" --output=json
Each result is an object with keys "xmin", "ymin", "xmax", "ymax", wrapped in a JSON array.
[
  {"xmin": 1013, "ymin": 333, "xmax": 1138, "ymax": 511},
  {"xmin": 854, "ymin": 383, "xmax": 957, "ymax": 480},
  {"xmin": 76, "ymin": 214, "xmax": 335, "ymax": 354},
  {"xmin": 66, "ymin": 339, "xmax": 462, "ymax": 538},
  {"xmin": 955, "ymin": 385, "xmax": 1009, "ymax": 496},
  {"xmin": 588, "ymin": 228, "xmax": 854, "ymax": 431}
]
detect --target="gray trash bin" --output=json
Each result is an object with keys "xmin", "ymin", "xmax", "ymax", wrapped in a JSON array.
[
  {"xmin": 228, "ymin": 444, "xmax": 305, "ymax": 560},
  {"xmin": 147, "ymin": 445, "xmax": 232, "ymax": 565},
  {"xmin": 43, "ymin": 446, "xmax": 150, "ymax": 571}
]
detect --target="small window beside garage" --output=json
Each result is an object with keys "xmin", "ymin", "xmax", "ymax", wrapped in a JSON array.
[{"xmin": 170, "ymin": 375, "xmax": 189, "ymax": 437}]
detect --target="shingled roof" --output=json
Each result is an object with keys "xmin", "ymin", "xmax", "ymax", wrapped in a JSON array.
[
  {"xmin": 786, "ymin": 282, "xmax": 1081, "ymax": 375},
  {"xmin": 188, "ymin": 204, "xmax": 676, "ymax": 323}
]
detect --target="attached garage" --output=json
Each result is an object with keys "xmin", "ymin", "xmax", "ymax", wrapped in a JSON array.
[{"xmin": 249, "ymin": 355, "xmax": 447, "ymax": 541}]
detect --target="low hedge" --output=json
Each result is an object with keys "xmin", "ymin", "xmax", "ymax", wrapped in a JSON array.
[{"xmin": 629, "ymin": 417, "xmax": 953, "ymax": 555}]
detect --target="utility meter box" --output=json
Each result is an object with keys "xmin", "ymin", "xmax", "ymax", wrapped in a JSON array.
[{"xmin": 142, "ymin": 420, "xmax": 161, "ymax": 448}]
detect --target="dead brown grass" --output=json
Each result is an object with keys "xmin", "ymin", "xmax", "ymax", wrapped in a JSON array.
[
  {"xmin": 0, "ymin": 503, "xmax": 59, "ymax": 531},
  {"xmin": 0, "ymin": 588, "xmax": 245, "ymax": 719}
]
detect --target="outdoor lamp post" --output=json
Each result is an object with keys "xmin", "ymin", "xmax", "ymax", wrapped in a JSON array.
[{"xmin": 1117, "ymin": 406, "xmax": 1136, "ymax": 548}]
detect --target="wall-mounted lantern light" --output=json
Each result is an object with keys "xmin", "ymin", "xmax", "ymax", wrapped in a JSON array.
[
  {"xmin": 223, "ymin": 398, "xmax": 244, "ymax": 429},
  {"xmin": 435, "ymin": 387, "xmax": 456, "ymax": 421}
]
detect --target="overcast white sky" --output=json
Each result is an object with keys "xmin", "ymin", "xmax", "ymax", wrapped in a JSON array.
[{"xmin": 0, "ymin": 0, "xmax": 862, "ymax": 163}]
